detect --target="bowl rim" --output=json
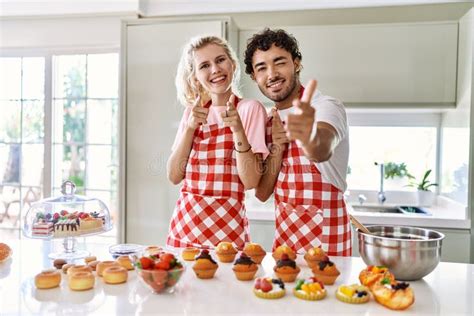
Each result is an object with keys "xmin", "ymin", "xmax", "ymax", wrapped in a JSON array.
[{"xmin": 357, "ymin": 225, "xmax": 445, "ymax": 242}]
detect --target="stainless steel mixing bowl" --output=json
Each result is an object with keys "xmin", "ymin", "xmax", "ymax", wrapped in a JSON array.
[{"xmin": 358, "ymin": 225, "xmax": 445, "ymax": 281}]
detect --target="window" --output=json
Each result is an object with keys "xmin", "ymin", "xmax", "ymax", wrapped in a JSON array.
[
  {"xmin": 0, "ymin": 53, "xmax": 119, "ymax": 241},
  {"xmin": 347, "ymin": 126, "xmax": 437, "ymax": 191}
]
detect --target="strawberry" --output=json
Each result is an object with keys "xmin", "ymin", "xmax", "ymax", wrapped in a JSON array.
[
  {"xmin": 155, "ymin": 260, "xmax": 171, "ymax": 270},
  {"xmin": 260, "ymin": 278, "xmax": 273, "ymax": 293},
  {"xmin": 160, "ymin": 253, "xmax": 175, "ymax": 263},
  {"xmin": 60, "ymin": 210, "xmax": 68, "ymax": 216},
  {"xmin": 254, "ymin": 278, "xmax": 262, "ymax": 290},
  {"xmin": 140, "ymin": 257, "xmax": 154, "ymax": 270},
  {"xmin": 53, "ymin": 213, "xmax": 60, "ymax": 220}
]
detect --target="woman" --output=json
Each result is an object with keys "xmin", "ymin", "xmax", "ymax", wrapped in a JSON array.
[{"xmin": 166, "ymin": 36, "xmax": 269, "ymax": 250}]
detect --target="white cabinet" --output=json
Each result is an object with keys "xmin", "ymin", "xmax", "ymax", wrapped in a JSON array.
[
  {"xmin": 239, "ymin": 22, "xmax": 458, "ymax": 107},
  {"xmin": 123, "ymin": 18, "xmax": 228, "ymax": 244}
]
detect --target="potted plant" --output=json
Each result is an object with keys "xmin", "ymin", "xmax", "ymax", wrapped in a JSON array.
[
  {"xmin": 383, "ymin": 162, "xmax": 412, "ymax": 190},
  {"xmin": 407, "ymin": 169, "xmax": 438, "ymax": 207}
]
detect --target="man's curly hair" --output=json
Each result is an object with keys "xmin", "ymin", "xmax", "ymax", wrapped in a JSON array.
[{"xmin": 244, "ymin": 28, "xmax": 302, "ymax": 75}]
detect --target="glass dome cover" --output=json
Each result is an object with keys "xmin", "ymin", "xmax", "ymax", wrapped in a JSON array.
[{"xmin": 23, "ymin": 181, "xmax": 112, "ymax": 239}]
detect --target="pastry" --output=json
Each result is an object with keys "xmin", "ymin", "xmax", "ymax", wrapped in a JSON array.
[
  {"xmin": 293, "ymin": 277, "xmax": 327, "ymax": 301},
  {"xmin": 311, "ymin": 257, "xmax": 340, "ymax": 285},
  {"xmin": 69, "ymin": 271, "xmax": 95, "ymax": 291},
  {"xmin": 303, "ymin": 247, "xmax": 326, "ymax": 269},
  {"xmin": 243, "ymin": 243, "xmax": 266, "ymax": 264},
  {"xmin": 84, "ymin": 256, "xmax": 97, "ymax": 264},
  {"xmin": 181, "ymin": 247, "xmax": 200, "ymax": 261},
  {"xmin": 336, "ymin": 284, "xmax": 370, "ymax": 304},
  {"xmin": 116, "ymin": 255, "xmax": 134, "ymax": 270},
  {"xmin": 96, "ymin": 261, "xmax": 120, "ymax": 277},
  {"xmin": 32, "ymin": 220, "xmax": 54, "ymax": 237},
  {"xmin": 273, "ymin": 254, "xmax": 300, "ymax": 282},
  {"xmin": 272, "ymin": 245, "xmax": 296, "ymax": 261},
  {"xmin": 192, "ymin": 249, "xmax": 218, "ymax": 279},
  {"xmin": 371, "ymin": 278, "xmax": 415, "ymax": 310},
  {"xmin": 53, "ymin": 258, "xmax": 67, "ymax": 270},
  {"xmin": 253, "ymin": 277, "xmax": 286, "ymax": 299},
  {"xmin": 145, "ymin": 245, "xmax": 163, "ymax": 256},
  {"xmin": 215, "ymin": 242, "xmax": 238, "ymax": 263},
  {"xmin": 35, "ymin": 269, "xmax": 61, "ymax": 289},
  {"xmin": 0, "ymin": 243, "xmax": 12, "ymax": 263},
  {"xmin": 88, "ymin": 260, "xmax": 100, "ymax": 271},
  {"xmin": 102, "ymin": 266, "xmax": 128, "ymax": 284},
  {"xmin": 232, "ymin": 253, "xmax": 258, "ymax": 281},
  {"xmin": 62, "ymin": 263, "xmax": 75, "ymax": 274},
  {"xmin": 54, "ymin": 218, "xmax": 80, "ymax": 237},
  {"xmin": 67, "ymin": 265, "xmax": 93, "ymax": 276},
  {"xmin": 79, "ymin": 217, "xmax": 103, "ymax": 233},
  {"xmin": 359, "ymin": 265, "xmax": 395, "ymax": 288}
]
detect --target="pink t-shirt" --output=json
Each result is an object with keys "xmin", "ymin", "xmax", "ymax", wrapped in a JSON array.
[{"xmin": 172, "ymin": 98, "xmax": 269, "ymax": 160}]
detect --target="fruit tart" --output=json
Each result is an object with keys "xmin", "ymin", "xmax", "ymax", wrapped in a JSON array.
[
  {"xmin": 359, "ymin": 265, "xmax": 395, "ymax": 288},
  {"xmin": 371, "ymin": 277, "xmax": 415, "ymax": 310},
  {"xmin": 311, "ymin": 256, "xmax": 340, "ymax": 285},
  {"xmin": 232, "ymin": 252, "xmax": 258, "ymax": 281},
  {"xmin": 293, "ymin": 277, "xmax": 327, "ymax": 301},
  {"xmin": 253, "ymin": 277, "xmax": 286, "ymax": 299},
  {"xmin": 336, "ymin": 284, "xmax": 370, "ymax": 304},
  {"xmin": 303, "ymin": 246, "xmax": 326, "ymax": 269},
  {"xmin": 273, "ymin": 253, "xmax": 300, "ymax": 282},
  {"xmin": 215, "ymin": 241, "xmax": 238, "ymax": 263},
  {"xmin": 192, "ymin": 249, "xmax": 218, "ymax": 279},
  {"xmin": 243, "ymin": 243, "xmax": 266, "ymax": 264}
]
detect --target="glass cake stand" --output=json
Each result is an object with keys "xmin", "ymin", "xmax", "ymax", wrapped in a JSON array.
[{"xmin": 22, "ymin": 181, "xmax": 113, "ymax": 260}]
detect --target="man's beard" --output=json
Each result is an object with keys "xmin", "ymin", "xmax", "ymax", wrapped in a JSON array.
[{"xmin": 259, "ymin": 73, "xmax": 298, "ymax": 103}]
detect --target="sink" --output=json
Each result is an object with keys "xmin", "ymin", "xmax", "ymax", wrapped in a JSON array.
[{"xmin": 351, "ymin": 204, "xmax": 402, "ymax": 214}]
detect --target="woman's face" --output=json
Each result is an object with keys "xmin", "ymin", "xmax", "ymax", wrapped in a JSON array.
[{"xmin": 193, "ymin": 43, "xmax": 235, "ymax": 97}]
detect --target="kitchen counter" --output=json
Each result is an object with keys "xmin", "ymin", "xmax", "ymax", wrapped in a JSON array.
[{"xmin": 1, "ymin": 239, "xmax": 473, "ymax": 315}]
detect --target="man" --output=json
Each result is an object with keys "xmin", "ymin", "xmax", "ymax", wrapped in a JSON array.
[{"xmin": 244, "ymin": 28, "xmax": 351, "ymax": 256}]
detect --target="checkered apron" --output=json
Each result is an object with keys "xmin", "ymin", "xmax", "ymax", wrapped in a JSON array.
[
  {"xmin": 268, "ymin": 100, "xmax": 352, "ymax": 256},
  {"xmin": 166, "ymin": 99, "xmax": 249, "ymax": 250}
]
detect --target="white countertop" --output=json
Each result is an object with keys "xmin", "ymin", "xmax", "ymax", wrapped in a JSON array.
[{"xmin": 1, "ymin": 239, "xmax": 474, "ymax": 315}]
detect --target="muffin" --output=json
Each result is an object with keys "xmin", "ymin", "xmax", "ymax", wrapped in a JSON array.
[
  {"xmin": 336, "ymin": 284, "xmax": 370, "ymax": 304},
  {"xmin": 243, "ymin": 243, "xmax": 266, "ymax": 264},
  {"xmin": 359, "ymin": 265, "xmax": 395, "ymax": 288},
  {"xmin": 311, "ymin": 258, "xmax": 340, "ymax": 285},
  {"xmin": 253, "ymin": 277, "xmax": 286, "ymax": 299},
  {"xmin": 303, "ymin": 247, "xmax": 327, "ymax": 269},
  {"xmin": 273, "ymin": 254, "xmax": 300, "ymax": 282},
  {"xmin": 192, "ymin": 250, "xmax": 218, "ymax": 279},
  {"xmin": 215, "ymin": 242, "xmax": 238, "ymax": 263},
  {"xmin": 272, "ymin": 245, "xmax": 296, "ymax": 261},
  {"xmin": 293, "ymin": 277, "xmax": 327, "ymax": 301},
  {"xmin": 181, "ymin": 247, "xmax": 200, "ymax": 261},
  {"xmin": 232, "ymin": 253, "xmax": 258, "ymax": 281},
  {"xmin": 371, "ymin": 278, "xmax": 415, "ymax": 310}
]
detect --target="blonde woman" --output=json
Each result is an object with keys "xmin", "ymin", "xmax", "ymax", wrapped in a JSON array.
[{"xmin": 166, "ymin": 36, "xmax": 269, "ymax": 250}]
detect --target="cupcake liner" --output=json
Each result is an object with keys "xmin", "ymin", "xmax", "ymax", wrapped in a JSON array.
[
  {"xmin": 233, "ymin": 269, "xmax": 258, "ymax": 281},
  {"xmin": 216, "ymin": 253, "xmax": 237, "ymax": 263},
  {"xmin": 293, "ymin": 289, "xmax": 327, "ymax": 301},
  {"xmin": 192, "ymin": 266, "xmax": 218, "ymax": 279},
  {"xmin": 336, "ymin": 290, "xmax": 370, "ymax": 304},
  {"xmin": 253, "ymin": 288, "xmax": 286, "ymax": 299}
]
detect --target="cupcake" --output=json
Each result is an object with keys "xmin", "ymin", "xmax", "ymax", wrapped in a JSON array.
[
  {"xmin": 303, "ymin": 247, "xmax": 326, "ymax": 269},
  {"xmin": 181, "ymin": 247, "xmax": 200, "ymax": 261},
  {"xmin": 232, "ymin": 253, "xmax": 258, "ymax": 281},
  {"xmin": 371, "ymin": 278, "xmax": 415, "ymax": 310},
  {"xmin": 243, "ymin": 243, "xmax": 266, "ymax": 264},
  {"xmin": 215, "ymin": 242, "xmax": 238, "ymax": 263},
  {"xmin": 336, "ymin": 284, "xmax": 370, "ymax": 304},
  {"xmin": 293, "ymin": 277, "xmax": 327, "ymax": 301},
  {"xmin": 359, "ymin": 265, "xmax": 395, "ymax": 288},
  {"xmin": 192, "ymin": 249, "xmax": 218, "ymax": 279},
  {"xmin": 272, "ymin": 245, "xmax": 296, "ymax": 261},
  {"xmin": 311, "ymin": 257, "xmax": 340, "ymax": 285},
  {"xmin": 273, "ymin": 254, "xmax": 300, "ymax": 282},
  {"xmin": 253, "ymin": 277, "xmax": 286, "ymax": 299}
]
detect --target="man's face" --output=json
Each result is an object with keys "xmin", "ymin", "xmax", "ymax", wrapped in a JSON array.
[{"xmin": 251, "ymin": 44, "xmax": 300, "ymax": 103}]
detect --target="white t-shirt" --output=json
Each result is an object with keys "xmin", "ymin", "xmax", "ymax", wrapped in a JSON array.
[{"xmin": 275, "ymin": 90, "xmax": 349, "ymax": 192}]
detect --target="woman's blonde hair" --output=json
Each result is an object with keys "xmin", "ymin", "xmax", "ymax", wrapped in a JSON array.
[{"xmin": 175, "ymin": 35, "xmax": 241, "ymax": 106}]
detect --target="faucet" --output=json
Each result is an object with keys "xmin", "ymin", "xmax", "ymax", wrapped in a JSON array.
[{"xmin": 374, "ymin": 162, "xmax": 386, "ymax": 204}]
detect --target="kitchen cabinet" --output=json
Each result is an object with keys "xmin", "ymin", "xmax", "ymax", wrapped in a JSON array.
[
  {"xmin": 123, "ymin": 18, "xmax": 229, "ymax": 245},
  {"xmin": 239, "ymin": 22, "xmax": 458, "ymax": 107}
]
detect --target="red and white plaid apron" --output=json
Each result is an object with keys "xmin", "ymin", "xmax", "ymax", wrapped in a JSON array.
[
  {"xmin": 268, "ymin": 89, "xmax": 352, "ymax": 256},
  {"xmin": 167, "ymin": 98, "xmax": 249, "ymax": 250}
]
